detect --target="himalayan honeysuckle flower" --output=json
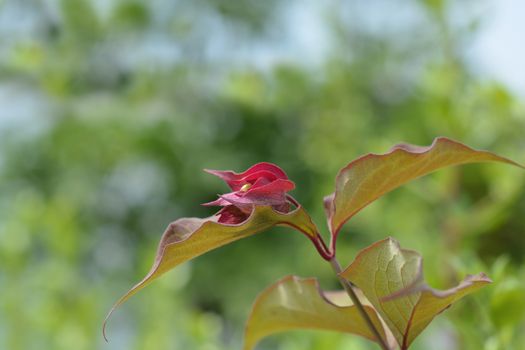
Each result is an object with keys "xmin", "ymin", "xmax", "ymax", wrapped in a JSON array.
[{"xmin": 203, "ymin": 162, "xmax": 296, "ymax": 224}]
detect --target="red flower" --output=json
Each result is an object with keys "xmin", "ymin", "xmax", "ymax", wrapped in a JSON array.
[{"xmin": 203, "ymin": 162, "xmax": 296, "ymax": 223}]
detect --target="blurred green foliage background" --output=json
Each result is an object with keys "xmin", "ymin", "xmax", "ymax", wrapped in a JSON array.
[{"xmin": 0, "ymin": 0, "xmax": 524, "ymax": 349}]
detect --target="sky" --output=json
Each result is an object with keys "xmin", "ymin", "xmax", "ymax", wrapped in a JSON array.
[
  {"xmin": 247, "ymin": 0, "xmax": 525, "ymax": 97},
  {"xmin": 470, "ymin": 0, "xmax": 525, "ymax": 96}
]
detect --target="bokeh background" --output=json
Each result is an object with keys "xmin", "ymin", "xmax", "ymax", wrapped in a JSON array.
[{"xmin": 1, "ymin": 0, "xmax": 524, "ymax": 349}]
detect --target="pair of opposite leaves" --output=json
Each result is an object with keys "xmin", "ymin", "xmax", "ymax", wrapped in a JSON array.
[{"xmin": 104, "ymin": 137, "xmax": 523, "ymax": 349}]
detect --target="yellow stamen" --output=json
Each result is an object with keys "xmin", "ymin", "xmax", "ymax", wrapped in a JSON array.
[{"xmin": 240, "ymin": 183, "xmax": 252, "ymax": 192}]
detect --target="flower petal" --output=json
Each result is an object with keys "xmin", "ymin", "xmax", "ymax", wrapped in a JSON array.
[
  {"xmin": 219, "ymin": 192, "xmax": 285, "ymax": 207},
  {"xmin": 246, "ymin": 178, "xmax": 295, "ymax": 196},
  {"xmin": 202, "ymin": 197, "xmax": 232, "ymax": 207},
  {"xmin": 204, "ymin": 162, "xmax": 289, "ymax": 190},
  {"xmin": 228, "ymin": 170, "xmax": 278, "ymax": 190}
]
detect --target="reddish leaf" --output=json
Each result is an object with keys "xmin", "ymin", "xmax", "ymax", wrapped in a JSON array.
[
  {"xmin": 103, "ymin": 205, "xmax": 319, "ymax": 339},
  {"xmin": 243, "ymin": 275, "xmax": 388, "ymax": 350},
  {"xmin": 326, "ymin": 137, "xmax": 523, "ymax": 240},
  {"xmin": 341, "ymin": 238, "xmax": 492, "ymax": 349}
]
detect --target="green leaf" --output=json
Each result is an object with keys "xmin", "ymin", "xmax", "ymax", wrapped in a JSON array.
[
  {"xmin": 326, "ymin": 137, "xmax": 523, "ymax": 235},
  {"xmin": 340, "ymin": 237, "xmax": 492, "ymax": 349},
  {"xmin": 243, "ymin": 275, "xmax": 388, "ymax": 350},
  {"xmin": 104, "ymin": 205, "xmax": 318, "ymax": 339}
]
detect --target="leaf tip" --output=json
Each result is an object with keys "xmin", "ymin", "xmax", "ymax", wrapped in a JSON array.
[
  {"xmin": 102, "ymin": 296, "xmax": 130, "ymax": 342},
  {"xmin": 102, "ymin": 310, "xmax": 112, "ymax": 342},
  {"xmin": 466, "ymin": 272, "xmax": 493, "ymax": 284},
  {"xmin": 384, "ymin": 236, "xmax": 398, "ymax": 245}
]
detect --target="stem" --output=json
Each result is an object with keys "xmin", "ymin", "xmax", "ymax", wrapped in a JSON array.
[
  {"xmin": 330, "ymin": 258, "xmax": 390, "ymax": 350},
  {"xmin": 286, "ymin": 201, "xmax": 387, "ymax": 347},
  {"xmin": 329, "ymin": 229, "xmax": 337, "ymax": 257},
  {"xmin": 310, "ymin": 233, "xmax": 332, "ymax": 260}
]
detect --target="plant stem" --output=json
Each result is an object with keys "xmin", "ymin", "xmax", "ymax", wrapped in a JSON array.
[
  {"xmin": 310, "ymin": 233, "xmax": 332, "ymax": 260},
  {"xmin": 329, "ymin": 257, "xmax": 390, "ymax": 350}
]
